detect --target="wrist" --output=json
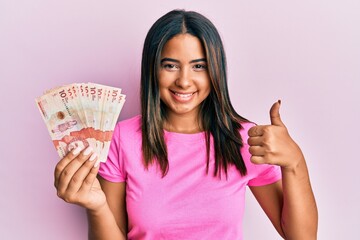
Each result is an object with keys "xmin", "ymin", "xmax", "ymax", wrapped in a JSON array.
[
  {"xmin": 87, "ymin": 202, "xmax": 110, "ymax": 217},
  {"xmin": 282, "ymin": 142, "xmax": 304, "ymax": 169},
  {"xmin": 281, "ymin": 156, "xmax": 307, "ymax": 176}
]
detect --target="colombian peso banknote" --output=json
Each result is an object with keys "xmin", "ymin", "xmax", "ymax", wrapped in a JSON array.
[{"xmin": 35, "ymin": 83, "xmax": 126, "ymax": 162}]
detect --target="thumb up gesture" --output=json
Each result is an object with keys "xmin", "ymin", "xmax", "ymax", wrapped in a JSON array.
[{"xmin": 247, "ymin": 100, "xmax": 304, "ymax": 170}]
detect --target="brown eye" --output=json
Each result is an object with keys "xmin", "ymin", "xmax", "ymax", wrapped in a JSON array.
[
  {"xmin": 163, "ymin": 64, "xmax": 179, "ymax": 70},
  {"xmin": 165, "ymin": 64, "xmax": 175, "ymax": 68},
  {"xmin": 193, "ymin": 64, "xmax": 207, "ymax": 70}
]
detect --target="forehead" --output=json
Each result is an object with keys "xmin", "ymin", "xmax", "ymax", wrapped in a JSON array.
[{"xmin": 161, "ymin": 34, "xmax": 205, "ymax": 59}]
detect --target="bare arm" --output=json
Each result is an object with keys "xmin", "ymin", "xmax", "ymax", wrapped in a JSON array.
[
  {"xmin": 248, "ymin": 101, "xmax": 318, "ymax": 239},
  {"xmin": 249, "ymin": 181, "xmax": 285, "ymax": 238},
  {"xmin": 250, "ymin": 158, "xmax": 318, "ymax": 239},
  {"xmin": 87, "ymin": 203, "xmax": 125, "ymax": 240},
  {"xmin": 280, "ymin": 156, "xmax": 318, "ymax": 239},
  {"xmin": 88, "ymin": 177, "xmax": 127, "ymax": 239}
]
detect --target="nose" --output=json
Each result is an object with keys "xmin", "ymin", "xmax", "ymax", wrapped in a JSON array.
[{"xmin": 175, "ymin": 67, "xmax": 192, "ymax": 89}]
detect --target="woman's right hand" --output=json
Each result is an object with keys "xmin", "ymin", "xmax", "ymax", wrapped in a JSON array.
[{"xmin": 54, "ymin": 146, "xmax": 106, "ymax": 211}]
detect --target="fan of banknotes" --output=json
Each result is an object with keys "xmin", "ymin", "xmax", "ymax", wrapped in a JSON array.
[{"xmin": 35, "ymin": 83, "xmax": 126, "ymax": 162}]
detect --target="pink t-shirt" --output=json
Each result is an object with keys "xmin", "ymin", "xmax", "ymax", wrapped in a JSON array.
[{"xmin": 99, "ymin": 115, "xmax": 281, "ymax": 240}]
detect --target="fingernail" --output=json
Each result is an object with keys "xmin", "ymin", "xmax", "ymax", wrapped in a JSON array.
[
  {"xmin": 94, "ymin": 160, "xmax": 100, "ymax": 168},
  {"xmin": 72, "ymin": 146, "xmax": 83, "ymax": 155},
  {"xmin": 89, "ymin": 152, "xmax": 97, "ymax": 161},
  {"xmin": 83, "ymin": 146, "xmax": 93, "ymax": 156}
]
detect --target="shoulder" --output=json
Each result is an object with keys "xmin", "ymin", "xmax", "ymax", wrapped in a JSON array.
[
  {"xmin": 113, "ymin": 115, "xmax": 142, "ymax": 138},
  {"xmin": 116, "ymin": 115, "xmax": 141, "ymax": 130}
]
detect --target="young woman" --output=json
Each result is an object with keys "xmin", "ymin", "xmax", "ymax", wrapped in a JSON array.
[{"xmin": 54, "ymin": 10, "xmax": 318, "ymax": 239}]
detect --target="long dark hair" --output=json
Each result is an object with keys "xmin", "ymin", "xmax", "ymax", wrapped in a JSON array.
[{"xmin": 141, "ymin": 9, "xmax": 249, "ymax": 177}]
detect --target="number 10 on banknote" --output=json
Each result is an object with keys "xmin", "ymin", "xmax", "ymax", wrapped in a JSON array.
[{"xmin": 35, "ymin": 83, "xmax": 126, "ymax": 162}]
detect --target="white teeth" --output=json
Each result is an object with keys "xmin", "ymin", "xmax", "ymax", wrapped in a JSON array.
[{"xmin": 174, "ymin": 92, "xmax": 194, "ymax": 98}]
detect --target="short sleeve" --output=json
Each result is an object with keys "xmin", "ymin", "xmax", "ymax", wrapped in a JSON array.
[
  {"xmin": 98, "ymin": 122, "xmax": 126, "ymax": 182},
  {"xmin": 247, "ymin": 164, "xmax": 281, "ymax": 186}
]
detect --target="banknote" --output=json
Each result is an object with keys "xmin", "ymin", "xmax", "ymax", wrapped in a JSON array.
[{"xmin": 36, "ymin": 83, "xmax": 126, "ymax": 162}]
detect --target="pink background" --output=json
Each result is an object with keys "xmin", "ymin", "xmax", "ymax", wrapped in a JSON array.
[{"xmin": 1, "ymin": 0, "xmax": 359, "ymax": 239}]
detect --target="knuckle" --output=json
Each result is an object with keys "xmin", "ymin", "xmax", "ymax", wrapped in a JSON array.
[
  {"xmin": 248, "ymin": 127, "xmax": 256, "ymax": 136},
  {"xmin": 62, "ymin": 169, "xmax": 70, "ymax": 177},
  {"xmin": 63, "ymin": 195, "xmax": 77, "ymax": 204},
  {"xmin": 83, "ymin": 178, "xmax": 93, "ymax": 186},
  {"xmin": 262, "ymin": 137, "xmax": 269, "ymax": 143},
  {"xmin": 75, "ymin": 154, "xmax": 88, "ymax": 164},
  {"xmin": 250, "ymin": 156, "xmax": 258, "ymax": 164},
  {"xmin": 75, "ymin": 154, "xmax": 84, "ymax": 162},
  {"xmin": 263, "ymin": 126, "xmax": 270, "ymax": 134},
  {"xmin": 63, "ymin": 196, "xmax": 72, "ymax": 203},
  {"xmin": 263, "ymin": 134, "xmax": 275, "ymax": 145},
  {"xmin": 57, "ymin": 190, "xmax": 64, "ymax": 199},
  {"xmin": 70, "ymin": 176, "xmax": 79, "ymax": 185},
  {"xmin": 269, "ymin": 151, "xmax": 277, "ymax": 158},
  {"xmin": 83, "ymin": 171, "xmax": 97, "ymax": 186},
  {"xmin": 54, "ymin": 164, "xmax": 63, "ymax": 175},
  {"xmin": 248, "ymin": 146, "xmax": 254, "ymax": 154},
  {"xmin": 264, "ymin": 146, "xmax": 272, "ymax": 154}
]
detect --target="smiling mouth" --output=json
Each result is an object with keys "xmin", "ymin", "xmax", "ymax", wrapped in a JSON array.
[{"xmin": 171, "ymin": 91, "xmax": 196, "ymax": 98}]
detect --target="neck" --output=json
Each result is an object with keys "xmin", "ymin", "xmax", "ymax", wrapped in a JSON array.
[{"xmin": 163, "ymin": 112, "xmax": 203, "ymax": 134}]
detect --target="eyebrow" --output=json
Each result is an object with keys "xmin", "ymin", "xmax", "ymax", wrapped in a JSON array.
[{"xmin": 160, "ymin": 57, "xmax": 207, "ymax": 64}]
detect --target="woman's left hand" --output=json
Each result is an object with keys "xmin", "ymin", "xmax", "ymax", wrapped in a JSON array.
[{"xmin": 247, "ymin": 101, "xmax": 304, "ymax": 170}]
